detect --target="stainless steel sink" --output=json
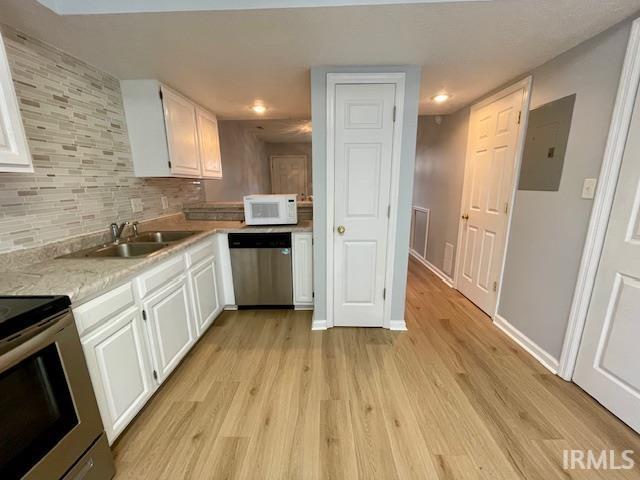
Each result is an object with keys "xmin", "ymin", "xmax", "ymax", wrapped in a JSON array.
[
  {"xmin": 128, "ymin": 231, "xmax": 201, "ymax": 243},
  {"xmin": 57, "ymin": 242, "xmax": 168, "ymax": 259}
]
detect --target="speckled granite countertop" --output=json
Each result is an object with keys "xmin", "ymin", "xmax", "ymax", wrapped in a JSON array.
[{"xmin": 0, "ymin": 214, "xmax": 312, "ymax": 305}]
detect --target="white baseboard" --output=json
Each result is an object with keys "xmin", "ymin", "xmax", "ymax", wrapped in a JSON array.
[
  {"xmin": 389, "ymin": 319, "xmax": 408, "ymax": 331},
  {"xmin": 295, "ymin": 305, "xmax": 314, "ymax": 311},
  {"xmin": 409, "ymin": 250, "xmax": 454, "ymax": 288},
  {"xmin": 223, "ymin": 305, "xmax": 238, "ymax": 311},
  {"xmin": 311, "ymin": 313, "xmax": 327, "ymax": 330},
  {"xmin": 493, "ymin": 314, "xmax": 559, "ymax": 374}
]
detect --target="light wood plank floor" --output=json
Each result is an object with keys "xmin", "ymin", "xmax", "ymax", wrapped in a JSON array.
[{"xmin": 112, "ymin": 258, "xmax": 640, "ymax": 479}]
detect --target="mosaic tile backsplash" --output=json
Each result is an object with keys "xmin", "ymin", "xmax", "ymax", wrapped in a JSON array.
[{"xmin": 0, "ymin": 25, "xmax": 204, "ymax": 253}]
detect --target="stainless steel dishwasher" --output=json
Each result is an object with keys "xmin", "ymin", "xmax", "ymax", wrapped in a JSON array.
[{"xmin": 228, "ymin": 232, "xmax": 293, "ymax": 308}]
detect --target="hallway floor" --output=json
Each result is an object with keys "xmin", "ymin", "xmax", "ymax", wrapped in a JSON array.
[{"xmin": 112, "ymin": 257, "xmax": 640, "ymax": 479}]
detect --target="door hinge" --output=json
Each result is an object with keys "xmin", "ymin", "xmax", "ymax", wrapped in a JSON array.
[
  {"xmin": 312, "ymin": 291, "xmax": 315, "ymax": 298},
  {"xmin": 152, "ymin": 370, "xmax": 158, "ymax": 380},
  {"xmin": 168, "ymin": 160, "xmax": 172, "ymax": 169},
  {"xmin": 159, "ymin": 89, "xmax": 163, "ymax": 101},
  {"xmin": 493, "ymin": 281, "xmax": 498, "ymax": 292},
  {"xmin": 504, "ymin": 202, "xmax": 509, "ymax": 214},
  {"xmin": 393, "ymin": 106, "xmax": 397, "ymax": 123},
  {"xmin": 387, "ymin": 205, "xmax": 391, "ymax": 218},
  {"xmin": 517, "ymin": 111, "xmax": 521, "ymax": 125},
  {"xmin": 142, "ymin": 310, "xmax": 147, "ymax": 321},
  {"xmin": 383, "ymin": 288, "xmax": 386, "ymax": 300}
]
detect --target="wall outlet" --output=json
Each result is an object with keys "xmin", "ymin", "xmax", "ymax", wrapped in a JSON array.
[
  {"xmin": 161, "ymin": 196, "xmax": 169, "ymax": 210},
  {"xmin": 131, "ymin": 198, "xmax": 143, "ymax": 213},
  {"xmin": 581, "ymin": 178, "xmax": 597, "ymax": 199}
]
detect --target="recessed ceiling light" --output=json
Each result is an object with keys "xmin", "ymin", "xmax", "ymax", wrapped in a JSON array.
[
  {"xmin": 431, "ymin": 93, "xmax": 451, "ymax": 103},
  {"xmin": 251, "ymin": 103, "xmax": 267, "ymax": 114}
]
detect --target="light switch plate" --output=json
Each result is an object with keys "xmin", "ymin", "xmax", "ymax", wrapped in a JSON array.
[
  {"xmin": 161, "ymin": 196, "xmax": 169, "ymax": 210},
  {"xmin": 581, "ymin": 178, "xmax": 597, "ymax": 199},
  {"xmin": 131, "ymin": 198, "xmax": 143, "ymax": 213}
]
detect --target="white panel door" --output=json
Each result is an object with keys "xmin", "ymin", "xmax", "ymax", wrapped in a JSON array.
[
  {"xmin": 0, "ymin": 34, "xmax": 32, "ymax": 172},
  {"xmin": 197, "ymin": 107, "xmax": 223, "ymax": 178},
  {"xmin": 573, "ymin": 89, "xmax": 640, "ymax": 433},
  {"xmin": 333, "ymin": 83, "xmax": 396, "ymax": 327},
  {"xmin": 189, "ymin": 256, "xmax": 221, "ymax": 337},
  {"xmin": 271, "ymin": 155, "xmax": 308, "ymax": 200},
  {"xmin": 458, "ymin": 88, "xmax": 524, "ymax": 315},
  {"xmin": 293, "ymin": 232, "xmax": 314, "ymax": 305},
  {"xmin": 161, "ymin": 85, "xmax": 201, "ymax": 177},
  {"xmin": 81, "ymin": 307, "xmax": 154, "ymax": 443},
  {"xmin": 143, "ymin": 277, "xmax": 195, "ymax": 382}
]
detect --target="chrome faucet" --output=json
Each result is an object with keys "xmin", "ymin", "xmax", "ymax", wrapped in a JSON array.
[{"xmin": 110, "ymin": 221, "xmax": 130, "ymax": 243}]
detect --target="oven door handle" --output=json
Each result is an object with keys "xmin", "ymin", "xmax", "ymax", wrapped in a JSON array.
[{"xmin": 0, "ymin": 311, "xmax": 73, "ymax": 373}]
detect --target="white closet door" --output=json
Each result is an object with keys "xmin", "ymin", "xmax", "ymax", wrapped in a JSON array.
[
  {"xmin": 457, "ymin": 88, "xmax": 524, "ymax": 316},
  {"xmin": 332, "ymin": 83, "xmax": 396, "ymax": 327},
  {"xmin": 573, "ymin": 88, "xmax": 640, "ymax": 434}
]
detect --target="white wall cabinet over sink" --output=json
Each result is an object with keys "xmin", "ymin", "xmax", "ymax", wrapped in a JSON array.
[
  {"xmin": 121, "ymin": 79, "xmax": 222, "ymax": 179},
  {"xmin": 0, "ymin": 34, "xmax": 33, "ymax": 173}
]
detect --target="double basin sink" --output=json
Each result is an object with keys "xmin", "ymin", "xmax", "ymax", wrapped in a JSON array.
[{"xmin": 58, "ymin": 231, "xmax": 202, "ymax": 259}]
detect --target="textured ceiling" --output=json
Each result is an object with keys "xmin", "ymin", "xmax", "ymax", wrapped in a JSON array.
[{"xmin": 1, "ymin": 0, "xmax": 638, "ymax": 118}]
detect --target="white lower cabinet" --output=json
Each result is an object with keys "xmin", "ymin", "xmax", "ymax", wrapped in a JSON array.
[
  {"xmin": 80, "ymin": 306, "xmax": 154, "ymax": 444},
  {"xmin": 142, "ymin": 276, "xmax": 195, "ymax": 382},
  {"xmin": 292, "ymin": 232, "xmax": 314, "ymax": 307},
  {"xmin": 189, "ymin": 256, "xmax": 221, "ymax": 337}
]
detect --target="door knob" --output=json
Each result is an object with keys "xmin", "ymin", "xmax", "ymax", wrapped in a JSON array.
[
  {"xmin": 337, "ymin": 225, "xmax": 346, "ymax": 235},
  {"xmin": 461, "ymin": 213, "xmax": 469, "ymax": 221}
]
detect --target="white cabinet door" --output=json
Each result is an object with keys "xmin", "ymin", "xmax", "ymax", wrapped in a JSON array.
[
  {"xmin": 161, "ymin": 86, "xmax": 201, "ymax": 177},
  {"xmin": 81, "ymin": 306, "xmax": 154, "ymax": 444},
  {"xmin": 0, "ymin": 34, "xmax": 32, "ymax": 173},
  {"xmin": 293, "ymin": 232, "xmax": 313, "ymax": 306},
  {"xmin": 196, "ymin": 107, "xmax": 222, "ymax": 179},
  {"xmin": 189, "ymin": 256, "xmax": 221, "ymax": 337},
  {"xmin": 142, "ymin": 276, "xmax": 195, "ymax": 382}
]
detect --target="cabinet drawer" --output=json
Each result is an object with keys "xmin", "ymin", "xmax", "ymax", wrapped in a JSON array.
[
  {"xmin": 73, "ymin": 283, "xmax": 135, "ymax": 336},
  {"xmin": 137, "ymin": 255, "xmax": 186, "ymax": 298},
  {"xmin": 186, "ymin": 237, "xmax": 216, "ymax": 267}
]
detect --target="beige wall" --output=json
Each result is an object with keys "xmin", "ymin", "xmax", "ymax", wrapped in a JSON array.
[
  {"xmin": 498, "ymin": 18, "xmax": 633, "ymax": 360},
  {"xmin": 204, "ymin": 121, "xmax": 271, "ymax": 201},
  {"xmin": 265, "ymin": 142, "xmax": 313, "ymax": 195},
  {"xmin": 412, "ymin": 111, "xmax": 469, "ymax": 275}
]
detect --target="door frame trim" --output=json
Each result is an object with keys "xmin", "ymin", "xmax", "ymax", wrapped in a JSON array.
[
  {"xmin": 325, "ymin": 72, "xmax": 406, "ymax": 329},
  {"xmin": 558, "ymin": 18, "xmax": 640, "ymax": 381},
  {"xmin": 453, "ymin": 76, "xmax": 533, "ymax": 320},
  {"xmin": 270, "ymin": 154, "xmax": 308, "ymax": 198}
]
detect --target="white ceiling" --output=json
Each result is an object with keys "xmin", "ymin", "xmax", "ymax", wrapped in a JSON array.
[
  {"xmin": 36, "ymin": 0, "xmax": 488, "ymax": 15},
  {"xmin": 1, "ymin": 0, "xmax": 638, "ymax": 118}
]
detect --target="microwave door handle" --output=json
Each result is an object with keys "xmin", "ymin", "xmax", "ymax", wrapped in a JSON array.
[{"xmin": 0, "ymin": 311, "xmax": 72, "ymax": 373}]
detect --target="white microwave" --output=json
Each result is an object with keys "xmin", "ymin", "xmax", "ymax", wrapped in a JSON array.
[{"xmin": 244, "ymin": 194, "xmax": 298, "ymax": 225}]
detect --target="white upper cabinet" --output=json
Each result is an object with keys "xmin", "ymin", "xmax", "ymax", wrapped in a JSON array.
[
  {"xmin": 121, "ymin": 79, "xmax": 222, "ymax": 179},
  {"xmin": 196, "ymin": 107, "xmax": 222, "ymax": 178},
  {"xmin": 0, "ymin": 34, "xmax": 32, "ymax": 173},
  {"xmin": 161, "ymin": 86, "xmax": 201, "ymax": 177}
]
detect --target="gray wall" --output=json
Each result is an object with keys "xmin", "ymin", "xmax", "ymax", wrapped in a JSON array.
[
  {"xmin": 0, "ymin": 25, "xmax": 204, "ymax": 253},
  {"xmin": 204, "ymin": 121, "xmax": 270, "ymax": 201},
  {"xmin": 498, "ymin": 19, "xmax": 633, "ymax": 360},
  {"xmin": 311, "ymin": 66, "xmax": 421, "ymax": 323},
  {"xmin": 265, "ymin": 142, "xmax": 313, "ymax": 195},
  {"xmin": 412, "ymin": 111, "xmax": 469, "ymax": 275}
]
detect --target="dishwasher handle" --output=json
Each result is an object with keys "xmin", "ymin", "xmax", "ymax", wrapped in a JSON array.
[{"xmin": 228, "ymin": 232, "xmax": 291, "ymax": 249}]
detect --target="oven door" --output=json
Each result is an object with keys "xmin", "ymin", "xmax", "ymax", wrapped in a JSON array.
[{"xmin": 0, "ymin": 311, "xmax": 103, "ymax": 480}]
